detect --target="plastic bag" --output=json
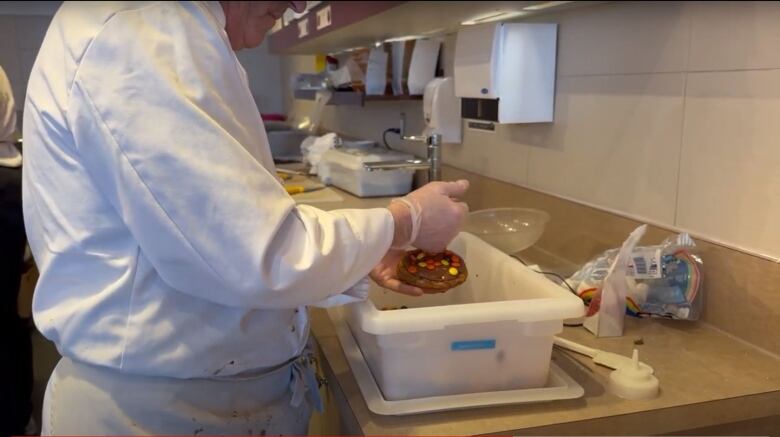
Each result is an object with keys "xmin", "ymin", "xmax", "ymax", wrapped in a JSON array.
[
  {"xmin": 300, "ymin": 132, "xmax": 338, "ymax": 175},
  {"xmin": 568, "ymin": 232, "xmax": 703, "ymax": 321},
  {"xmin": 582, "ymin": 225, "xmax": 647, "ymax": 337}
]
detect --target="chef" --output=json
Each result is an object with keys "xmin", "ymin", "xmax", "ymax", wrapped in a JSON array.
[{"xmin": 23, "ymin": 1, "xmax": 469, "ymax": 435}]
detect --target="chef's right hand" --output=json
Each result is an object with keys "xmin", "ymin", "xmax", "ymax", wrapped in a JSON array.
[{"xmin": 388, "ymin": 180, "xmax": 470, "ymax": 252}]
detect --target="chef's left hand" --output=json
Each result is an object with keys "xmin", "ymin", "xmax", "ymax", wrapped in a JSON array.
[{"xmin": 370, "ymin": 249, "xmax": 425, "ymax": 297}]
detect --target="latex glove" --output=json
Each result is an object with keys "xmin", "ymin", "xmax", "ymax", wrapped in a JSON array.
[
  {"xmin": 369, "ymin": 249, "xmax": 424, "ymax": 296},
  {"xmin": 388, "ymin": 180, "xmax": 470, "ymax": 252}
]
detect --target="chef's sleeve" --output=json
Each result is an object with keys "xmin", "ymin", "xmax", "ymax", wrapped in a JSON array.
[{"xmin": 67, "ymin": 3, "xmax": 392, "ymax": 309}]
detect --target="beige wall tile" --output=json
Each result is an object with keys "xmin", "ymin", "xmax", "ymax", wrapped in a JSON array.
[
  {"xmin": 688, "ymin": 1, "xmax": 780, "ymax": 71},
  {"xmin": 446, "ymin": 123, "xmax": 531, "ymax": 187},
  {"xmin": 523, "ymin": 73, "xmax": 685, "ymax": 225},
  {"xmin": 677, "ymin": 70, "xmax": 780, "ymax": 259},
  {"xmin": 557, "ymin": 1, "xmax": 690, "ymax": 76}
]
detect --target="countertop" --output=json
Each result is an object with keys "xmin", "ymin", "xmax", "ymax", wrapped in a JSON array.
[{"xmin": 292, "ymin": 177, "xmax": 780, "ymax": 435}]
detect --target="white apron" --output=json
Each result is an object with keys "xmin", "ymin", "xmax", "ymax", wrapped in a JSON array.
[{"xmin": 41, "ymin": 349, "xmax": 323, "ymax": 436}]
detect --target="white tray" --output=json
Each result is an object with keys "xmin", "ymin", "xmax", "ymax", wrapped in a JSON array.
[{"xmin": 327, "ymin": 307, "xmax": 585, "ymax": 416}]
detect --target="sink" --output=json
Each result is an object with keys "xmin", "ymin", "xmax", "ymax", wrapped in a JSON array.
[{"xmin": 267, "ymin": 129, "xmax": 308, "ymax": 161}]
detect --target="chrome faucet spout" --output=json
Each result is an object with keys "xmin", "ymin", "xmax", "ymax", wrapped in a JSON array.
[{"xmin": 363, "ymin": 114, "xmax": 443, "ymax": 181}]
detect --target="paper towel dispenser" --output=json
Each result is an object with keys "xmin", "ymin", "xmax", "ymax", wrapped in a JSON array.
[{"xmin": 454, "ymin": 22, "xmax": 557, "ymax": 124}]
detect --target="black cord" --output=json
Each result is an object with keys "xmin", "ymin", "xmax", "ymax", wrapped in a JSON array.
[
  {"xmin": 509, "ymin": 253, "xmax": 584, "ymax": 325},
  {"xmin": 382, "ymin": 128, "xmax": 400, "ymax": 150},
  {"xmin": 535, "ymin": 270, "xmax": 579, "ymax": 295},
  {"xmin": 508, "ymin": 254, "xmax": 578, "ymax": 296}
]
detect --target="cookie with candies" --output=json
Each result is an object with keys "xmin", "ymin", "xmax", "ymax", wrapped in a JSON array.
[{"xmin": 396, "ymin": 249, "xmax": 468, "ymax": 292}]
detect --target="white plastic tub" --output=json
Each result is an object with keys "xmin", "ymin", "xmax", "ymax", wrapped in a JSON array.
[
  {"xmin": 344, "ymin": 232, "xmax": 585, "ymax": 401},
  {"xmin": 319, "ymin": 147, "xmax": 414, "ymax": 198}
]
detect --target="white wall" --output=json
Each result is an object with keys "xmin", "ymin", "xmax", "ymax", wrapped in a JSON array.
[
  {"xmin": 283, "ymin": 1, "xmax": 780, "ymax": 261},
  {"xmin": 236, "ymin": 42, "xmax": 284, "ymax": 114}
]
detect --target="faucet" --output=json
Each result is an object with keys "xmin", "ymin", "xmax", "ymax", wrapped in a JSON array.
[{"xmin": 363, "ymin": 113, "xmax": 442, "ymax": 182}]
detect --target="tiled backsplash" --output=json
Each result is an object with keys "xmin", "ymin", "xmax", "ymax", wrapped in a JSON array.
[{"xmin": 285, "ymin": 1, "xmax": 780, "ymax": 261}]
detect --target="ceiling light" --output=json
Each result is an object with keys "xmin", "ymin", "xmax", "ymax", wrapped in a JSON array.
[
  {"xmin": 461, "ymin": 10, "xmax": 528, "ymax": 26},
  {"xmin": 421, "ymin": 28, "xmax": 446, "ymax": 36},
  {"xmin": 523, "ymin": 1, "xmax": 572, "ymax": 11},
  {"xmin": 383, "ymin": 35, "xmax": 423, "ymax": 43}
]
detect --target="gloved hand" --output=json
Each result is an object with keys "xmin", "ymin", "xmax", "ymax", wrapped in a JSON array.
[
  {"xmin": 369, "ymin": 249, "xmax": 424, "ymax": 296},
  {"xmin": 388, "ymin": 180, "xmax": 470, "ymax": 253},
  {"xmin": 369, "ymin": 249, "xmax": 449, "ymax": 296}
]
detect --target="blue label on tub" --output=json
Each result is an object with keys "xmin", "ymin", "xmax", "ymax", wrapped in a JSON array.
[{"xmin": 451, "ymin": 339, "xmax": 496, "ymax": 351}]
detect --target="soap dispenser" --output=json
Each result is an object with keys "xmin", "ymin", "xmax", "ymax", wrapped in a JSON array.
[{"xmin": 422, "ymin": 77, "xmax": 462, "ymax": 144}]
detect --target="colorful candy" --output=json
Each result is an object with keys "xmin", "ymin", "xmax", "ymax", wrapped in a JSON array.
[
  {"xmin": 441, "ymin": 259, "xmax": 449, "ymax": 266},
  {"xmin": 448, "ymin": 267, "xmax": 458, "ymax": 276},
  {"xmin": 407, "ymin": 266, "xmax": 418, "ymax": 273},
  {"xmin": 418, "ymin": 262, "xmax": 426, "ymax": 268}
]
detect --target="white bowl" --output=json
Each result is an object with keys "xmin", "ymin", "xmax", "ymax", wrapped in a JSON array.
[{"xmin": 464, "ymin": 208, "xmax": 551, "ymax": 254}]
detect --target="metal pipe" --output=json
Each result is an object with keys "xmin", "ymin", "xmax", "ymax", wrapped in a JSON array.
[
  {"xmin": 363, "ymin": 159, "xmax": 431, "ymax": 172},
  {"xmin": 362, "ymin": 115, "xmax": 444, "ymax": 181},
  {"xmin": 428, "ymin": 134, "xmax": 442, "ymax": 182}
]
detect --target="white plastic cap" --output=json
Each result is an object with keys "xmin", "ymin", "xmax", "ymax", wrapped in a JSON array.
[{"xmin": 608, "ymin": 349, "xmax": 660, "ymax": 400}]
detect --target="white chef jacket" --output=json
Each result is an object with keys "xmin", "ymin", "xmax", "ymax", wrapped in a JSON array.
[
  {"xmin": 0, "ymin": 64, "xmax": 21, "ymax": 168},
  {"xmin": 23, "ymin": 1, "xmax": 393, "ymax": 379}
]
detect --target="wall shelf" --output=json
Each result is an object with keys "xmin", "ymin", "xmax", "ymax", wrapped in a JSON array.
[
  {"xmin": 294, "ymin": 89, "xmax": 422, "ymax": 106},
  {"xmin": 269, "ymin": 1, "xmax": 601, "ymax": 55},
  {"xmin": 270, "ymin": 1, "xmax": 405, "ymax": 55}
]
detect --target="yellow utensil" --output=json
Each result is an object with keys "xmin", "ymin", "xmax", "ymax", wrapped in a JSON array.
[
  {"xmin": 277, "ymin": 172, "xmax": 293, "ymax": 181},
  {"xmin": 285, "ymin": 185, "xmax": 326, "ymax": 195}
]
